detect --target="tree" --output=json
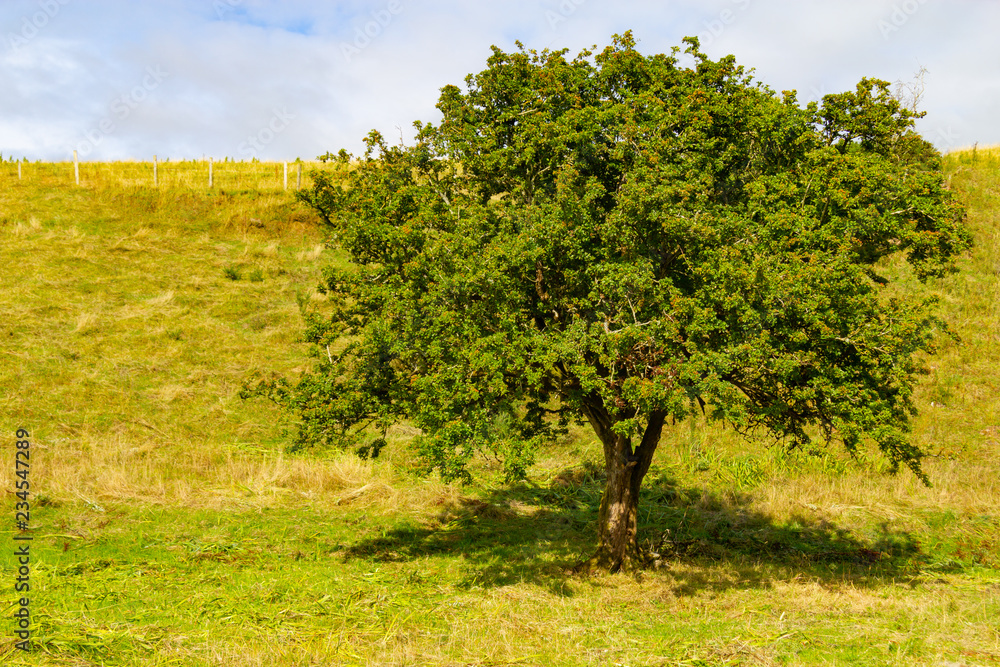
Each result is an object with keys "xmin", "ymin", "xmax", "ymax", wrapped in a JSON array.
[{"xmin": 247, "ymin": 33, "xmax": 970, "ymax": 572}]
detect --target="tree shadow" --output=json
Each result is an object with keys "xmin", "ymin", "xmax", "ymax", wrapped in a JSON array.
[{"xmin": 340, "ymin": 465, "xmax": 927, "ymax": 597}]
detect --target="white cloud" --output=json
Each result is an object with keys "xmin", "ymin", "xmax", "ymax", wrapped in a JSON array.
[{"xmin": 1, "ymin": 0, "xmax": 998, "ymax": 161}]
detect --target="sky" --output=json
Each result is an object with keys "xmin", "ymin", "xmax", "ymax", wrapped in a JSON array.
[{"xmin": 1, "ymin": 0, "xmax": 997, "ymax": 162}]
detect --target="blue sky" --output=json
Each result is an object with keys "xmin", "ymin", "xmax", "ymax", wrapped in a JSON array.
[{"xmin": 2, "ymin": 0, "xmax": 997, "ymax": 162}]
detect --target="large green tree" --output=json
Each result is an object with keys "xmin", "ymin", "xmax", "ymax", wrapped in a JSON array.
[{"xmin": 250, "ymin": 34, "xmax": 969, "ymax": 571}]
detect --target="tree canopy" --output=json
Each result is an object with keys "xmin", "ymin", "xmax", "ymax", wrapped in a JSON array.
[{"xmin": 246, "ymin": 33, "xmax": 969, "ymax": 571}]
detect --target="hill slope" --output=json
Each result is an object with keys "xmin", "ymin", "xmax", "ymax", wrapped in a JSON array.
[{"xmin": 0, "ymin": 155, "xmax": 997, "ymax": 666}]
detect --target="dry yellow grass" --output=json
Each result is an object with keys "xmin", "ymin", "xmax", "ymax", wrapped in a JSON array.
[{"xmin": 7, "ymin": 159, "xmax": 329, "ymax": 191}]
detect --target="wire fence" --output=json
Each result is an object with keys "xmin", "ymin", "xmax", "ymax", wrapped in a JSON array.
[{"xmin": 0, "ymin": 155, "xmax": 329, "ymax": 191}]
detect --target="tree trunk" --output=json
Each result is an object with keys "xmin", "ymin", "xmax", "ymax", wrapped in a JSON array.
[
  {"xmin": 578, "ymin": 398, "xmax": 667, "ymax": 573},
  {"xmin": 589, "ymin": 446, "xmax": 643, "ymax": 572}
]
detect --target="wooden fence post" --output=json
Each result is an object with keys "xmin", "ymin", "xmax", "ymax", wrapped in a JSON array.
[
  {"xmin": 153, "ymin": 155, "xmax": 158, "ymax": 187},
  {"xmin": 74, "ymin": 150, "xmax": 79, "ymax": 185},
  {"xmin": 297, "ymin": 162, "xmax": 302, "ymax": 189}
]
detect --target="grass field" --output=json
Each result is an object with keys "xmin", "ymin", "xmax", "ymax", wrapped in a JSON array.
[
  {"xmin": 1, "ymin": 153, "xmax": 998, "ymax": 666},
  {"xmin": 1, "ymin": 159, "xmax": 323, "ymax": 191}
]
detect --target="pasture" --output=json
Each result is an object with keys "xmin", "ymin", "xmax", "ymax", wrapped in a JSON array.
[{"xmin": 0, "ymin": 151, "xmax": 998, "ymax": 665}]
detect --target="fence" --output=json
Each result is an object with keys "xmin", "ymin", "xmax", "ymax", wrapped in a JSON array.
[{"xmin": 1, "ymin": 153, "xmax": 324, "ymax": 191}]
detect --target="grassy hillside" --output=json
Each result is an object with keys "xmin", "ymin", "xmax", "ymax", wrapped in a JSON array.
[{"xmin": 1, "ymin": 154, "xmax": 998, "ymax": 666}]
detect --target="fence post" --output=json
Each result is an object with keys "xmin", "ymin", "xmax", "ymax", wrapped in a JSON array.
[
  {"xmin": 153, "ymin": 155, "xmax": 158, "ymax": 187},
  {"xmin": 209, "ymin": 157, "xmax": 213, "ymax": 188},
  {"xmin": 74, "ymin": 150, "xmax": 79, "ymax": 185},
  {"xmin": 297, "ymin": 162, "xmax": 302, "ymax": 189}
]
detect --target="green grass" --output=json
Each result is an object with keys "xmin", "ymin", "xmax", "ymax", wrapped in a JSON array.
[{"xmin": 1, "ymin": 152, "xmax": 999, "ymax": 665}]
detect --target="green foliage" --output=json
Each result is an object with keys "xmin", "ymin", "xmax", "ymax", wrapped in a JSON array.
[{"xmin": 270, "ymin": 33, "xmax": 969, "ymax": 484}]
